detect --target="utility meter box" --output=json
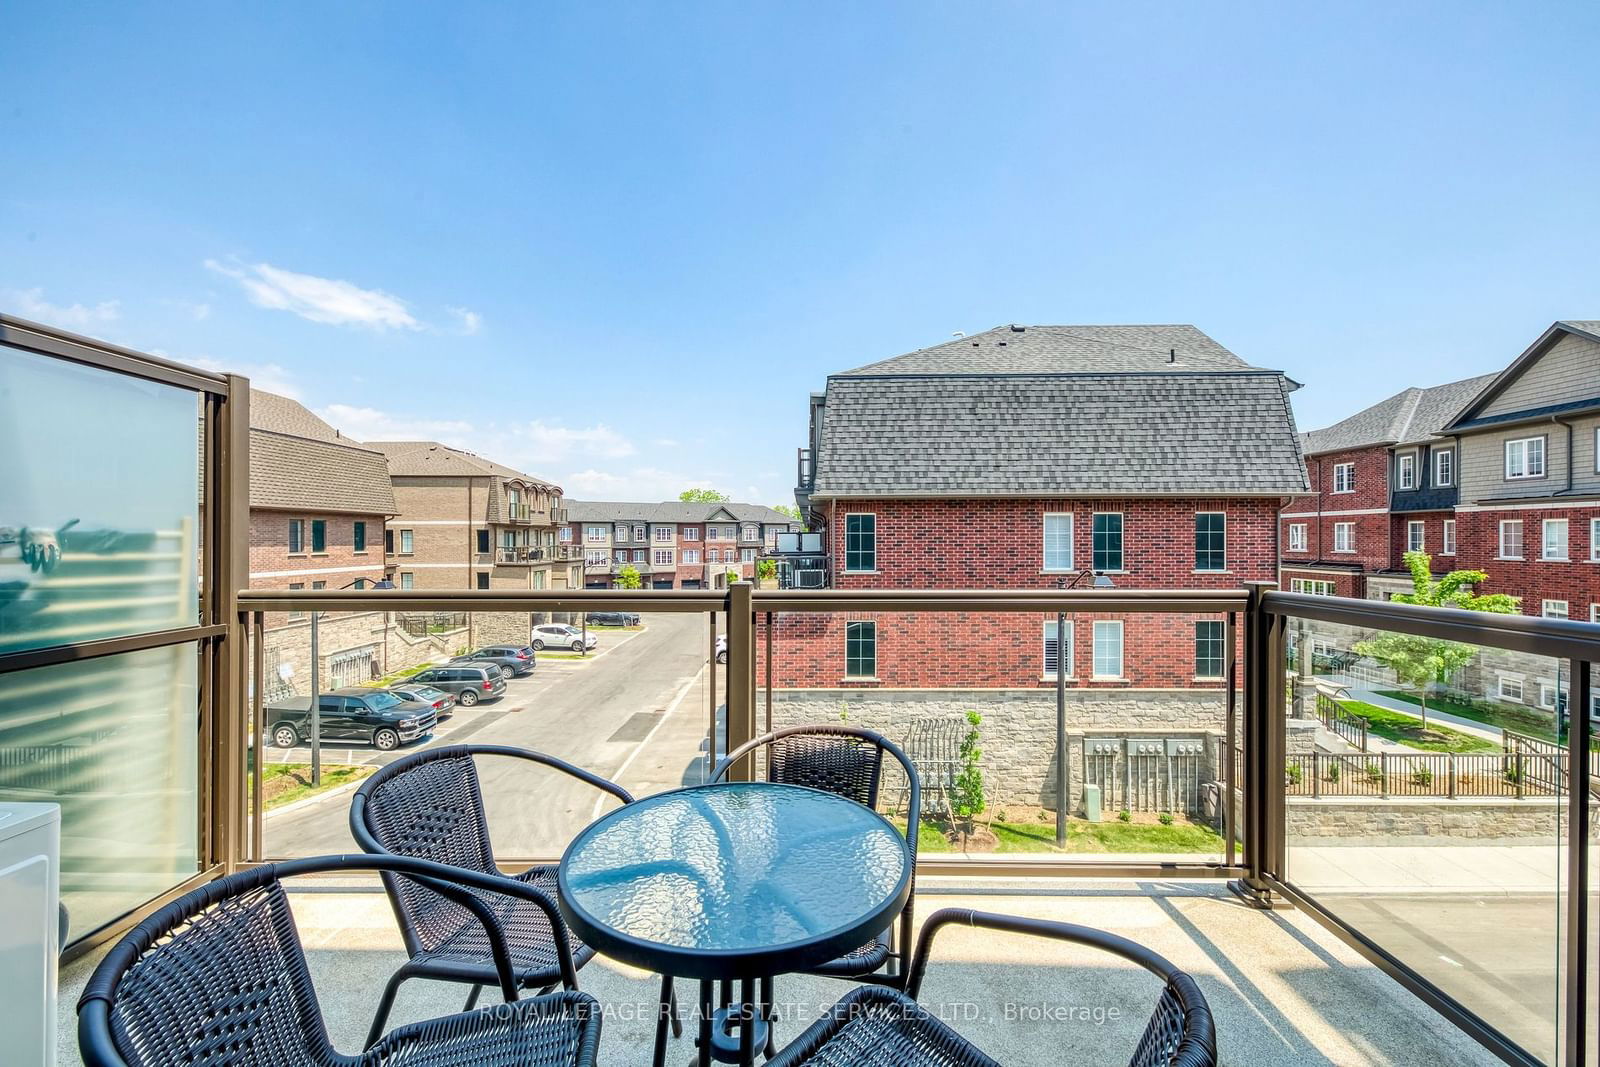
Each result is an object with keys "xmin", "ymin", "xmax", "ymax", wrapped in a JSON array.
[{"xmin": 1083, "ymin": 784, "xmax": 1103, "ymax": 822}]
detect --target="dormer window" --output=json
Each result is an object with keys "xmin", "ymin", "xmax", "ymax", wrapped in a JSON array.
[{"xmin": 1396, "ymin": 452, "xmax": 1417, "ymax": 490}]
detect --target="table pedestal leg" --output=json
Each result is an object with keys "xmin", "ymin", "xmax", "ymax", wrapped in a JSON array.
[{"xmin": 698, "ymin": 980, "xmax": 714, "ymax": 1067}]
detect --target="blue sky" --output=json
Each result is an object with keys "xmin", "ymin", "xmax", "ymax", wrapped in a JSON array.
[{"xmin": 4, "ymin": 2, "xmax": 1598, "ymax": 505}]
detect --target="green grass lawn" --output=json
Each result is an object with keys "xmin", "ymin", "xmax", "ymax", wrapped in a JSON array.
[
  {"xmin": 1374, "ymin": 689, "xmax": 1597, "ymax": 749},
  {"xmin": 261, "ymin": 763, "xmax": 375, "ymax": 810},
  {"xmin": 900, "ymin": 815, "xmax": 1223, "ymax": 854},
  {"xmin": 1337, "ymin": 699, "xmax": 1498, "ymax": 753},
  {"xmin": 363, "ymin": 662, "xmax": 433, "ymax": 688}
]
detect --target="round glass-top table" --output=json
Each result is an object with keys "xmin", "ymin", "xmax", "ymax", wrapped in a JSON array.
[{"xmin": 557, "ymin": 781, "xmax": 912, "ymax": 981}]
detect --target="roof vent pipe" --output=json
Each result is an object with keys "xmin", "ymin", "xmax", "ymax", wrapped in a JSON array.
[{"xmin": 1168, "ymin": 348, "xmax": 1176, "ymax": 363}]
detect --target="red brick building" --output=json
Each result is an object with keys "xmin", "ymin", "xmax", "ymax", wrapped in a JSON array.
[
  {"xmin": 1279, "ymin": 375, "xmax": 1493, "ymax": 600},
  {"xmin": 777, "ymin": 324, "xmax": 1308, "ymax": 692}
]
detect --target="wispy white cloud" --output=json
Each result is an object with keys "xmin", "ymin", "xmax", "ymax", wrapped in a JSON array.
[
  {"xmin": 510, "ymin": 422, "xmax": 635, "ymax": 461},
  {"xmin": 561, "ymin": 467, "xmax": 717, "ymax": 500},
  {"xmin": 4, "ymin": 287, "xmax": 120, "ymax": 329},
  {"xmin": 446, "ymin": 306, "xmax": 482, "ymax": 335},
  {"xmin": 188, "ymin": 356, "xmax": 303, "ymax": 399},
  {"xmin": 205, "ymin": 259, "xmax": 420, "ymax": 330},
  {"xmin": 316, "ymin": 403, "xmax": 475, "ymax": 445}
]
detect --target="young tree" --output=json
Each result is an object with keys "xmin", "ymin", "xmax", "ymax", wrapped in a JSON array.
[
  {"xmin": 678, "ymin": 488, "xmax": 730, "ymax": 503},
  {"xmin": 1352, "ymin": 551, "xmax": 1519, "ymax": 729},
  {"xmin": 771, "ymin": 504, "xmax": 801, "ymax": 522},
  {"xmin": 616, "ymin": 565, "xmax": 642, "ymax": 590}
]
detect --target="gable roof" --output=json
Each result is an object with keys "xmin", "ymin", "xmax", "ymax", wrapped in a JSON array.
[
  {"xmin": 365, "ymin": 440, "xmax": 559, "ymax": 491},
  {"xmin": 248, "ymin": 390, "xmax": 395, "ymax": 515},
  {"xmin": 565, "ymin": 501, "xmax": 796, "ymax": 525},
  {"xmin": 841, "ymin": 324, "xmax": 1269, "ymax": 376},
  {"xmin": 1443, "ymin": 320, "xmax": 1600, "ymax": 432},
  {"xmin": 812, "ymin": 325, "xmax": 1307, "ymax": 498},
  {"xmin": 1301, "ymin": 374, "xmax": 1497, "ymax": 456}
]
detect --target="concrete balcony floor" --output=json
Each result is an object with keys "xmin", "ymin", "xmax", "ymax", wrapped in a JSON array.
[{"xmin": 57, "ymin": 877, "xmax": 1502, "ymax": 1066}]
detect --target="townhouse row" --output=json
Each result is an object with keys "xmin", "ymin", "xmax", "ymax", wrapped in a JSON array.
[
  {"xmin": 1281, "ymin": 319, "xmax": 1600, "ymax": 627},
  {"xmin": 560, "ymin": 502, "xmax": 798, "ymax": 589}
]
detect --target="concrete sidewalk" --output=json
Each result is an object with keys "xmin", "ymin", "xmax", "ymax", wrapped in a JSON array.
[
  {"xmin": 1287, "ymin": 843, "xmax": 1582, "ymax": 895},
  {"xmin": 1345, "ymin": 688, "xmax": 1506, "ymax": 745}
]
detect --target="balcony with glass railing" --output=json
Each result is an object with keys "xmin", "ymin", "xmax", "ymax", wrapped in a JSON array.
[{"xmin": 2, "ymin": 320, "xmax": 1596, "ymax": 1066}]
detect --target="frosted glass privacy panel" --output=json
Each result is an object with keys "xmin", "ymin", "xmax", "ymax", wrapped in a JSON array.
[{"xmin": 0, "ymin": 345, "xmax": 201, "ymax": 654}]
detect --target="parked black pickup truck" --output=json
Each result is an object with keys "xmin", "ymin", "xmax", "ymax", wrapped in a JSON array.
[{"xmin": 266, "ymin": 687, "xmax": 437, "ymax": 751}]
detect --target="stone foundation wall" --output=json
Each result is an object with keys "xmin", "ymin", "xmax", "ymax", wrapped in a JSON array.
[
  {"xmin": 1286, "ymin": 795, "xmax": 1600, "ymax": 845},
  {"xmin": 772, "ymin": 688, "xmax": 1229, "ymax": 811}
]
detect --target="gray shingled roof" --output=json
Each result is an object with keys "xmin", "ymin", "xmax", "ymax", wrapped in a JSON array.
[
  {"xmin": 841, "ymin": 324, "xmax": 1263, "ymax": 376},
  {"xmin": 566, "ymin": 501, "xmax": 796, "ymax": 525},
  {"xmin": 247, "ymin": 391, "xmax": 395, "ymax": 515},
  {"xmin": 1301, "ymin": 374, "xmax": 1498, "ymax": 455},
  {"xmin": 813, "ymin": 372, "xmax": 1306, "ymax": 497}
]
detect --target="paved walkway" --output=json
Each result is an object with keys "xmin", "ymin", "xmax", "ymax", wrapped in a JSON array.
[
  {"xmin": 1344, "ymin": 687, "xmax": 1505, "ymax": 745},
  {"xmin": 1287, "ymin": 844, "xmax": 1577, "ymax": 895}
]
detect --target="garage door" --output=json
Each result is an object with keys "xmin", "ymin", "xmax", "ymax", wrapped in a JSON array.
[
  {"xmin": 652, "ymin": 578, "xmax": 675, "ymax": 589},
  {"xmin": 681, "ymin": 579, "xmax": 702, "ymax": 589}
]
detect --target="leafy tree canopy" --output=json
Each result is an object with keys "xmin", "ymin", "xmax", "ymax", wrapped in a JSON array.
[
  {"xmin": 678, "ymin": 488, "xmax": 730, "ymax": 503},
  {"xmin": 616, "ymin": 565, "xmax": 642, "ymax": 590}
]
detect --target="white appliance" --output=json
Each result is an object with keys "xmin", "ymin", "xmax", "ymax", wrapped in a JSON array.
[{"xmin": 0, "ymin": 803, "xmax": 61, "ymax": 1067}]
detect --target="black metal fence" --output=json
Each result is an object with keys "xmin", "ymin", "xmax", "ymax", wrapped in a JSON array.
[{"xmin": 1315, "ymin": 692, "xmax": 1369, "ymax": 751}]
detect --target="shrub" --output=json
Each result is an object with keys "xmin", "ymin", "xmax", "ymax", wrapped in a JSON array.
[
  {"xmin": 1158, "ymin": 812, "xmax": 1174, "ymax": 826},
  {"xmin": 1364, "ymin": 763, "xmax": 1385, "ymax": 785},
  {"xmin": 1410, "ymin": 767, "xmax": 1434, "ymax": 787},
  {"xmin": 1118, "ymin": 809, "xmax": 1131, "ymax": 823},
  {"xmin": 1285, "ymin": 762, "xmax": 1303, "ymax": 786},
  {"xmin": 1325, "ymin": 762, "xmax": 1341, "ymax": 783}
]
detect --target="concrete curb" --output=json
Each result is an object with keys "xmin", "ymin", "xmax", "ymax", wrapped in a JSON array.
[{"xmin": 263, "ymin": 777, "xmax": 368, "ymax": 820}]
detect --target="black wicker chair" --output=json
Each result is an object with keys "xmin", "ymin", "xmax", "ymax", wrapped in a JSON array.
[
  {"xmin": 767, "ymin": 908, "xmax": 1217, "ymax": 1067},
  {"xmin": 77, "ymin": 854, "xmax": 602, "ymax": 1067},
  {"xmin": 348, "ymin": 743, "xmax": 656, "ymax": 1048},
  {"xmin": 711, "ymin": 724, "xmax": 921, "ymax": 986}
]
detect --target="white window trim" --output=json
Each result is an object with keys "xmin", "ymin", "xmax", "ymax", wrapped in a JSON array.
[
  {"xmin": 652, "ymin": 548, "xmax": 675, "ymax": 566},
  {"xmin": 1591, "ymin": 604, "xmax": 1599, "ymax": 623},
  {"xmin": 1406, "ymin": 520, "xmax": 1425, "ymax": 553},
  {"xmin": 1537, "ymin": 680, "xmax": 1558, "ymax": 710},
  {"xmin": 1504, "ymin": 436, "xmax": 1546, "ymax": 480},
  {"xmin": 653, "ymin": 526, "xmax": 675, "ymax": 542},
  {"xmin": 1042, "ymin": 619, "xmax": 1074, "ymax": 680},
  {"xmin": 1332, "ymin": 522, "xmax": 1355, "ymax": 553},
  {"xmin": 1497, "ymin": 672, "xmax": 1525, "ymax": 703},
  {"xmin": 1290, "ymin": 578, "xmax": 1336, "ymax": 595},
  {"xmin": 1498, "ymin": 519, "xmax": 1524, "ymax": 560},
  {"xmin": 1288, "ymin": 523, "xmax": 1308, "ymax": 553},
  {"xmin": 1441, "ymin": 519, "xmax": 1456, "ymax": 555},
  {"xmin": 1195, "ymin": 511, "xmax": 1227, "ymax": 572},
  {"xmin": 682, "ymin": 549, "xmax": 701, "ymax": 564},
  {"xmin": 682, "ymin": 527, "xmax": 700, "ymax": 540},
  {"xmin": 1042, "ymin": 512, "xmax": 1074, "ymax": 572},
  {"xmin": 1593, "ymin": 518, "xmax": 1600, "ymax": 562},
  {"xmin": 1542, "ymin": 599, "xmax": 1568, "ymax": 619},
  {"xmin": 1396, "ymin": 451, "xmax": 1418, "ymax": 490},
  {"xmin": 1433, "ymin": 447, "xmax": 1454, "ymax": 488},
  {"xmin": 1091, "ymin": 620, "xmax": 1124, "ymax": 680},
  {"xmin": 1542, "ymin": 518, "xmax": 1569, "ymax": 561},
  {"xmin": 1332, "ymin": 462, "xmax": 1355, "ymax": 494}
]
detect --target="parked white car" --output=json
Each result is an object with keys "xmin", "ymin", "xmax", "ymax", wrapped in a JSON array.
[{"xmin": 531, "ymin": 623, "xmax": 598, "ymax": 652}]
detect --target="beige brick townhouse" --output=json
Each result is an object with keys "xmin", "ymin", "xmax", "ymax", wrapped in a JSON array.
[{"xmin": 364, "ymin": 440, "xmax": 577, "ymax": 592}]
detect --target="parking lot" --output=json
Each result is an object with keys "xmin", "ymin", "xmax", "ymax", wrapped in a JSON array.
[{"xmin": 262, "ymin": 613, "xmax": 725, "ymax": 858}]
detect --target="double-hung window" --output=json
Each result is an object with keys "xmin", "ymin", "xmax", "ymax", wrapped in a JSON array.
[
  {"xmin": 353, "ymin": 521, "xmax": 367, "ymax": 553},
  {"xmin": 845, "ymin": 621, "xmax": 876, "ymax": 678},
  {"xmin": 1442, "ymin": 519, "xmax": 1456, "ymax": 555},
  {"xmin": 844, "ymin": 514, "xmax": 876, "ymax": 572},
  {"xmin": 399, "ymin": 529, "xmax": 414, "ymax": 554},
  {"xmin": 1396, "ymin": 452, "xmax": 1417, "ymax": 490},
  {"xmin": 1092, "ymin": 513, "xmax": 1123, "ymax": 571},
  {"xmin": 399, "ymin": 572, "xmax": 414, "ymax": 590},
  {"xmin": 1499, "ymin": 519, "xmax": 1524, "ymax": 559},
  {"xmin": 1288, "ymin": 524, "xmax": 1307, "ymax": 552},
  {"xmin": 1194, "ymin": 513, "xmax": 1226, "ymax": 571},
  {"xmin": 1092, "ymin": 620, "xmax": 1123, "ymax": 678},
  {"xmin": 1194, "ymin": 621, "xmax": 1225, "ymax": 679},
  {"xmin": 1333, "ymin": 463, "xmax": 1355, "ymax": 493},
  {"xmin": 1433, "ymin": 448, "xmax": 1454, "ymax": 487},
  {"xmin": 1592, "ymin": 518, "xmax": 1600, "ymax": 562},
  {"xmin": 1042, "ymin": 513, "xmax": 1073, "ymax": 571},
  {"xmin": 1332, "ymin": 523, "xmax": 1355, "ymax": 553},
  {"xmin": 1407, "ymin": 521, "xmax": 1424, "ymax": 553},
  {"xmin": 1042, "ymin": 619, "xmax": 1073, "ymax": 678},
  {"xmin": 1505, "ymin": 436, "xmax": 1545, "ymax": 479},
  {"xmin": 1542, "ymin": 518, "xmax": 1568, "ymax": 560},
  {"xmin": 1542, "ymin": 599, "xmax": 1568, "ymax": 620},
  {"xmin": 310, "ymin": 519, "xmax": 326, "ymax": 553},
  {"xmin": 1498, "ymin": 674, "xmax": 1524, "ymax": 702},
  {"xmin": 288, "ymin": 519, "xmax": 304, "ymax": 553}
]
